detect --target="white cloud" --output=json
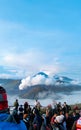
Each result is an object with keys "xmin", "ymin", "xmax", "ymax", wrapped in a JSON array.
[
  {"xmin": 0, "ymin": 20, "xmax": 68, "ymax": 79},
  {"xmin": 0, "ymin": 73, "xmax": 13, "ymax": 79},
  {"xmin": 0, "ymin": 48, "xmax": 63, "ymax": 79},
  {"xmin": 40, "ymin": 65, "xmax": 61, "ymax": 76}
]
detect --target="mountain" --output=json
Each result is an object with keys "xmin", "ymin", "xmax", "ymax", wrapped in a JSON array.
[
  {"xmin": 33, "ymin": 72, "xmax": 48, "ymax": 78},
  {"xmin": 25, "ymin": 71, "xmax": 81, "ymax": 86},
  {"xmin": 54, "ymin": 75, "xmax": 73, "ymax": 83},
  {"xmin": 19, "ymin": 72, "xmax": 81, "ymax": 99},
  {"xmin": 19, "ymin": 84, "xmax": 81, "ymax": 99},
  {"xmin": 0, "ymin": 72, "xmax": 81, "ymax": 99}
]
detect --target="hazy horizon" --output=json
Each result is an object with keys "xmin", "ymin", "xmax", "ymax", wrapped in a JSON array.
[{"xmin": 8, "ymin": 90, "xmax": 81, "ymax": 107}]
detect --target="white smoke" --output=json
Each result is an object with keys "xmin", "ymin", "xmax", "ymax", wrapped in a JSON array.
[
  {"xmin": 19, "ymin": 73, "xmax": 56, "ymax": 90},
  {"xmin": 19, "ymin": 76, "xmax": 31, "ymax": 90},
  {"xmin": 45, "ymin": 77, "xmax": 55, "ymax": 85},
  {"xmin": 31, "ymin": 75, "xmax": 46, "ymax": 85}
]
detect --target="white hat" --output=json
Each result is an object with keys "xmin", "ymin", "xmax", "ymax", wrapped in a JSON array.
[{"xmin": 55, "ymin": 115, "xmax": 64, "ymax": 123}]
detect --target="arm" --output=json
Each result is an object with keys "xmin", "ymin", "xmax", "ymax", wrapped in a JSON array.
[{"xmin": 71, "ymin": 121, "xmax": 76, "ymax": 130}]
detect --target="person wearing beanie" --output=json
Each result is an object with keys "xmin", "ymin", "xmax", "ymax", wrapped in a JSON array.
[
  {"xmin": 0, "ymin": 86, "xmax": 27, "ymax": 130},
  {"xmin": 0, "ymin": 86, "xmax": 9, "ymax": 113}
]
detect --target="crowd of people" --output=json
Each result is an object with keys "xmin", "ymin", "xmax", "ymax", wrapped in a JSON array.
[
  {"xmin": 12, "ymin": 98, "xmax": 81, "ymax": 130},
  {"xmin": 0, "ymin": 86, "xmax": 81, "ymax": 130}
]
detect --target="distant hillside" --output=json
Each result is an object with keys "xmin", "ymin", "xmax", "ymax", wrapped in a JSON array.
[
  {"xmin": 0, "ymin": 78, "xmax": 81, "ymax": 100},
  {"xmin": 0, "ymin": 78, "xmax": 21, "ymax": 95},
  {"xmin": 19, "ymin": 84, "xmax": 81, "ymax": 99}
]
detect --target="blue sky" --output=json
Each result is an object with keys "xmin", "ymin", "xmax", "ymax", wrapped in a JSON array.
[{"xmin": 0, "ymin": 0, "xmax": 81, "ymax": 80}]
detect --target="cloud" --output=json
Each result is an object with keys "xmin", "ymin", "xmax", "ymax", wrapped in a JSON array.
[
  {"xmin": 40, "ymin": 64, "xmax": 62, "ymax": 76},
  {"xmin": 0, "ymin": 46, "xmax": 63, "ymax": 79},
  {"xmin": 0, "ymin": 20, "xmax": 71, "ymax": 79},
  {"xmin": 0, "ymin": 73, "xmax": 13, "ymax": 79}
]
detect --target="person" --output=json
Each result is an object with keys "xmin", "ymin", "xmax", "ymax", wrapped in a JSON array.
[
  {"xmin": 71, "ymin": 110, "xmax": 81, "ymax": 130},
  {"xmin": 0, "ymin": 86, "xmax": 27, "ymax": 130},
  {"xmin": 34, "ymin": 99, "xmax": 41, "ymax": 110},
  {"xmin": 33, "ymin": 108, "xmax": 42, "ymax": 130},
  {"xmin": 65, "ymin": 112, "xmax": 74, "ymax": 130},
  {"xmin": 0, "ymin": 86, "xmax": 9, "ymax": 113},
  {"xmin": 14, "ymin": 99, "xmax": 19, "ymax": 111},
  {"xmin": 18, "ymin": 105, "xmax": 24, "ymax": 120},
  {"xmin": 24, "ymin": 102, "xmax": 29, "ymax": 114},
  {"xmin": 50, "ymin": 112, "xmax": 58, "ymax": 130},
  {"xmin": 41, "ymin": 107, "xmax": 52, "ymax": 130},
  {"xmin": 23, "ymin": 114, "xmax": 30, "ymax": 129},
  {"xmin": 62, "ymin": 102, "xmax": 71, "ymax": 114}
]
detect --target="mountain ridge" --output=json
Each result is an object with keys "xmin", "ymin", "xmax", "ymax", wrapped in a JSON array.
[{"xmin": 0, "ymin": 72, "xmax": 81, "ymax": 99}]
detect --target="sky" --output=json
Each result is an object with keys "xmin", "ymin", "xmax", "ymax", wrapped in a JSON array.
[{"xmin": 0, "ymin": 0, "xmax": 81, "ymax": 80}]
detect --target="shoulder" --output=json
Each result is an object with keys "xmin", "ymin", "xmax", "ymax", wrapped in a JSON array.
[{"xmin": 0, "ymin": 120, "xmax": 27, "ymax": 130}]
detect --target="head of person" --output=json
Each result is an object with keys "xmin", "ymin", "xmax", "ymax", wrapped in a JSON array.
[
  {"xmin": 55, "ymin": 115, "xmax": 64, "ymax": 123},
  {"xmin": 0, "ymin": 86, "xmax": 9, "ymax": 113}
]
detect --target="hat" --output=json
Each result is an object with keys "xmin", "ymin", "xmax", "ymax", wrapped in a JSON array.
[
  {"xmin": 55, "ymin": 115, "xmax": 64, "ymax": 123},
  {"xmin": 0, "ymin": 86, "xmax": 8, "ymax": 112}
]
